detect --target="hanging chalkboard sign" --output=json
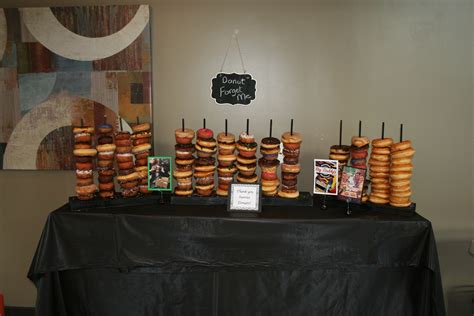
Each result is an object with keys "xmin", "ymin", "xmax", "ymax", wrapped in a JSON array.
[{"xmin": 211, "ymin": 73, "xmax": 256, "ymax": 105}]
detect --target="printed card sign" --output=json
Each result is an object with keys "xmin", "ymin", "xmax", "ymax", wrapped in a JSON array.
[
  {"xmin": 228, "ymin": 183, "xmax": 262, "ymax": 212},
  {"xmin": 148, "ymin": 157, "xmax": 172, "ymax": 191},
  {"xmin": 314, "ymin": 159, "xmax": 339, "ymax": 195},
  {"xmin": 211, "ymin": 73, "xmax": 256, "ymax": 105},
  {"xmin": 338, "ymin": 166, "xmax": 366, "ymax": 204}
]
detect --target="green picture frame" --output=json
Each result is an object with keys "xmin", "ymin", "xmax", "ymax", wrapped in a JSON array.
[{"xmin": 147, "ymin": 156, "xmax": 173, "ymax": 192}]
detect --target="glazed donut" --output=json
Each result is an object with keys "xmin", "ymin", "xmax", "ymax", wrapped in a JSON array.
[
  {"xmin": 261, "ymin": 147, "xmax": 280, "ymax": 155},
  {"xmin": 218, "ymin": 155, "xmax": 237, "ymax": 167},
  {"xmin": 76, "ymin": 169, "xmax": 93, "ymax": 179},
  {"xmin": 389, "ymin": 201, "xmax": 412, "ymax": 208},
  {"xmin": 76, "ymin": 162, "xmax": 93, "ymax": 170},
  {"xmin": 391, "ymin": 179, "xmax": 411, "ymax": 187},
  {"xmin": 217, "ymin": 132, "xmax": 235, "ymax": 144},
  {"xmin": 115, "ymin": 131, "xmax": 131, "ymax": 140},
  {"xmin": 116, "ymin": 153, "xmax": 133, "ymax": 163},
  {"xmin": 371, "ymin": 189, "xmax": 390, "ymax": 196},
  {"xmin": 118, "ymin": 161, "xmax": 134, "ymax": 170},
  {"xmin": 372, "ymin": 138, "xmax": 393, "ymax": 148},
  {"xmin": 175, "ymin": 158, "xmax": 195, "ymax": 165},
  {"xmin": 74, "ymin": 143, "xmax": 92, "ymax": 150},
  {"xmin": 98, "ymin": 124, "xmax": 113, "ymax": 134},
  {"xmin": 218, "ymin": 143, "xmax": 236, "ymax": 153},
  {"xmin": 73, "ymin": 127, "xmax": 94, "ymax": 134},
  {"xmin": 195, "ymin": 176, "xmax": 214, "ymax": 186},
  {"xmin": 174, "ymin": 188, "xmax": 193, "ymax": 196},
  {"xmin": 99, "ymin": 191, "xmax": 114, "ymax": 199},
  {"xmin": 116, "ymin": 139, "xmax": 132, "ymax": 147},
  {"xmin": 131, "ymin": 131, "xmax": 152, "ymax": 139},
  {"xmin": 116, "ymin": 146, "xmax": 132, "ymax": 154},
  {"xmin": 216, "ymin": 187, "xmax": 229, "ymax": 196},
  {"xmin": 370, "ymin": 177, "xmax": 389, "ymax": 184},
  {"xmin": 391, "ymin": 157, "xmax": 412, "ymax": 165},
  {"xmin": 195, "ymin": 143, "xmax": 217, "ymax": 153},
  {"xmin": 132, "ymin": 123, "xmax": 151, "ymax": 133},
  {"xmin": 369, "ymin": 195, "xmax": 389, "ymax": 204},
  {"xmin": 197, "ymin": 128, "xmax": 214, "ymax": 139},
  {"xmin": 351, "ymin": 136, "xmax": 369, "ymax": 148},
  {"xmin": 218, "ymin": 176, "xmax": 234, "ymax": 184},
  {"xmin": 194, "ymin": 171, "xmax": 214, "ymax": 178},
  {"xmin": 369, "ymin": 171, "xmax": 389, "ymax": 178},
  {"xmin": 135, "ymin": 151, "xmax": 150, "ymax": 160},
  {"xmin": 98, "ymin": 136, "xmax": 113, "ymax": 145},
  {"xmin": 261, "ymin": 171, "xmax": 278, "ymax": 180},
  {"xmin": 389, "ymin": 172, "xmax": 412, "ymax": 180},
  {"xmin": 97, "ymin": 160, "xmax": 114, "ymax": 168},
  {"xmin": 98, "ymin": 151, "xmax": 115, "ymax": 160},
  {"xmin": 236, "ymin": 155, "xmax": 257, "ymax": 165},
  {"xmin": 194, "ymin": 164, "xmax": 216, "ymax": 172},
  {"xmin": 236, "ymin": 174, "xmax": 258, "ymax": 183},
  {"xmin": 329, "ymin": 153, "xmax": 349, "ymax": 161},
  {"xmin": 132, "ymin": 143, "xmax": 152, "ymax": 154},
  {"xmin": 391, "ymin": 185, "xmax": 411, "ymax": 192},
  {"xmin": 372, "ymin": 182, "xmax": 390, "ymax": 190},
  {"xmin": 391, "ymin": 148, "xmax": 415, "ymax": 159},
  {"xmin": 389, "ymin": 196, "xmax": 411, "ymax": 204},
  {"xmin": 278, "ymin": 190, "xmax": 299, "ymax": 199},
  {"xmin": 195, "ymin": 183, "xmax": 214, "ymax": 192},
  {"xmin": 263, "ymin": 188, "xmax": 278, "ymax": 196},
  {"xmin": 370, "ymin": 154, "xmax": 390, "ymax": 162},
  {"xmin": 368, "ymin": 159, "xmax": 390, "ymax": 167},
  {"xmin": 390, "ymin": 164, "xmax": 413, "ymax": 172},
  {"xmin": 98, "ymin": 182, "xmax": 114, "ymax": 191},
  {"xmin": 371, "ymin": 165, "xmax": 390, "ymax": 173},
  {"xmin": 217, "ymin": 165, "xmax": 237, "ymax": 176},
  {"xmin": 197, "ymin": 138, "xmax": 217, "ymax": 148},
  {"xmin": 175, "ymin": 150, "xmax": 193, "ymax": 160},
  {"xmin": 262, "ymin": 184, "xmax": 278, "ymax": 191},
  {"xmin": 77, "ymin": 178, "xmax": 94, "ymax": 186},
  {"xmin": 372, "ymin": 147, "xmax": 390, "ymax": 155},
  {"xmin": 238, "ymin": 149, "xmax": 258, "ymax": 158},
  {"xmin": 391, "ymin": 140, "xmax": 412, "ymax": 152},
  {"xmin": 133, "ymin": 137, "xmax": 151, "ymax": 146},
  {"xmin": 281, "ymin": 132, "xmax": 302, "ymax": 144},
  {"xmin": 239, "ymin": 132, "xmax": 255, "ymax": 144},
  {"xmin": 74, "ymin": 148, "xmax": 97, "ymax": 157},
  {"xmin": 330, "ymin": 145, "xmax": 350, "ymax": 154},
  {"xmin": 236, "ymin": 142, "xmax": 257, "ymax": 153},
  {"xmin": 391, "ymin": 190, "xmax": 412, "ymax": 198},
  {"xmin": 76, "ymin": 184, "xmax": 97, "ymax": 195},
  {"xmin": 281, "ymin": 163, "xmax": 301, "ymax": 173},
  {"xmin": 370, "ymin": 191, "xmax": 390, "ymax": 199}
]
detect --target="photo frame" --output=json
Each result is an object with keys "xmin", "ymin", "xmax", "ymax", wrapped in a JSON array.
[
  {"xmin": 337, "ymin": 166, "xmax": 366, "ymax": 204},
  {"xmin": 147, "ymin": 157, "xmax": 172, "ymax": 191},
  {"xmin": 313, "ymin": 159, "xmax": 339, "ymax": 195}
]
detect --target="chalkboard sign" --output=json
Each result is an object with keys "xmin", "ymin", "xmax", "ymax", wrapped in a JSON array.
[{"xmin": 211, "ymin": 73, "xmax": 256, "ymax": 105}]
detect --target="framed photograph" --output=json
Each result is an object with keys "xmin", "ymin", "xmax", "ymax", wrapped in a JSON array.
[
  {"xmin": 148, "ymin": 157, "xmax": 172, "ymax": 191},
  {"xmin": 314, "ymin": 159, "xmax": 339, "ymax": 195},
  {"xmin": 227, "ymin": 183, "xmax": 262, "ymax": 212},
  {"xmin": 337, "ymin": 166, "xmax": 366, "ymax": 204}
]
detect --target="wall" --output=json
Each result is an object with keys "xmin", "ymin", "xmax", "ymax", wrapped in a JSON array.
[{"xmin": 0, "ymin": 0, "xmax": 472, "ymax": 309}]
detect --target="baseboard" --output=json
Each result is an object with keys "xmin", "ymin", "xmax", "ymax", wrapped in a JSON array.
[{"xmin": 5, "ymin": 306, "xmax": 35, "ymax": 316}]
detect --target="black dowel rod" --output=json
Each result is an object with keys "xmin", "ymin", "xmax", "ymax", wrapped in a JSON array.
[
  {"xmin": 203, "ymin": 118, "xmax": 206, "ymax": 129},
  {"xmin": 119, "ymin": 118, "xmax": 123, "ymax": 131},
  {"xmin": 290, "ymin": 119, "xmax": 294, "ymax": 136},
  {"xmin": 358, "ymin": 120, "xmax": 362, "ymax": 137},
  {"xmin": 246, "ymin": 119, "xmax": 249, "ymax": 135},
  {"xmin": 269, "ymin": 119, "xmax": 273, "ymax": 138},
  {"xmin": 381, "ymin": 122, "xmax": 385, "ymax": 139},
  {"xmin": 339, "ymin": 120, "xmax": 342, "ymax": 146},
  {"xmin": 182, "ymin": 118, "xmax": 184, "ymax": 132},
  {"xmin": 400, "ymin": 124, "xmax": 403, "ymax": 142},
  {"xmin": 225, "ymin": 119, "xmax": 228, "ymax": 136}
]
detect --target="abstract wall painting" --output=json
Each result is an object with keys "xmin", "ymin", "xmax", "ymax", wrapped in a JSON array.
[{"xmin": 0, "ymin": 5, "xmax": 152, "ymax": 170}]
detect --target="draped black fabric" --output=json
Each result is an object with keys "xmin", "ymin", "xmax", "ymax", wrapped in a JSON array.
[{"xmin": 28, "ymin": 202, "xmax": 445, "ymax": 316}]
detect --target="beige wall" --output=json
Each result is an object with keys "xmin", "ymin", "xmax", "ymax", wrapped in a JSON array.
[{"xmin": 0, "ymin": 0, "xmax": 472, "ymax": 309}]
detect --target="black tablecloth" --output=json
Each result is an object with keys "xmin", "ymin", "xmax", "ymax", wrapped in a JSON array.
[{"xmin": 28, "ymin": 201, "xmax": 445, "ymax": 316}]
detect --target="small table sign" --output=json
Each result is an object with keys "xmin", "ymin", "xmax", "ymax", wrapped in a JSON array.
[{"xmin": 227, "ymin": 183, "xmax": 262, "ymax": 213}]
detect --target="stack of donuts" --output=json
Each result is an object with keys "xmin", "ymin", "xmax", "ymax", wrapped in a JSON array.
[
  {"xmin": 174, "ymin": 128, "xmax": 195, "ymax": 196},
  {"xmin": 73, "ymin": 126, "xmax": 97, "ymax": 200},
  {"xmin": 236, "ymin": 132, "xmax": 258, "ymax": 184},
  {"xmin": 389, "ymin": 141, "xmax": 415, "ymax": 207},
  {"xmin": 194, "ymin": 128, "xmax": 217, "ymax": 196},
  {"xmin": 115, "ymin": 131, "xmax": 138, "ymax": 198},
  {"xmin": 131, "ymin": 123, "xmax": 152, "ymax": 194},
  {"xmin": 350, "ymin": 136, "xmax": 370, "ymax": 202},
  {"xmin": 368, "ymin": 138, "xmax": 393, "ymax": 204},
  {"xmin": 259, "ymin": 136, "xmax": 281, "ymax": 197},
  {"xmin": 96, "ymin": 124, "xmax": 116, "ymax": 199},
  {"xmin": 278, "ymin": 132, "xmax": 302, "ymax": 199},
  {"xmin": 329, "ymin": 145, "xmax": 350, "ymax": 179},
  {"xmin": 216, "ymin": 132, "xmax": 237, "ymax": 196}
]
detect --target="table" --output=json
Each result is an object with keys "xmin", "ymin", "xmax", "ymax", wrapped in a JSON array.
[{"xmin": 28, "ymin": 201, "xmax": 445, "ymax": 316}]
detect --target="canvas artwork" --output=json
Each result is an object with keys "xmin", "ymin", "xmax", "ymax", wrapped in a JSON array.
[{"xmin": 0, "ymin": 5, "xmax": 152, "ymax": 170}]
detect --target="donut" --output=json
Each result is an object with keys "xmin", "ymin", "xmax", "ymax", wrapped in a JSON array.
[
  {"xmin": 217, "ymin": 165, "xmax": 237, "ymax": 176},
  {"xmin": 263, "ymin": 189, "xmax": 278, "ymax": 197},
  {"xmin": 195, "ymin": 143, "xmax": 217, "ymax": 153},
  {"xmin": 369, "ymin": 195, "xmax": 389, "ymax": 204},
  {"xmin": 133, "ymin": 137, "xmax": 151, "ymax": 146},
  {"xmin": 329, "ymin": 153, "xmax": 349, "ymax": 161},
  {"xmin": 116, "ymin": 153, "xmax": 133, "ymax": 163},
  {"xmin": 370, "ymin": 154, "xmax": 390, "ymax": 162},
  {"xmin": 76, "ymin": 162, "xmax": 93, "ymax": 170},
  {"xmin": 281, "ymin": 132, "xmax": 302, "ymax": 144},
  {"xmin": 262, "ymin": 171, "xmax": 278, "ymax": 180},
  {"xmin": 281, "ymin": 178, "xmax": 296, "ymax": 187},
  {"xmin": 132, "ymin": 143, "xmax": 152, "ymax": 154},
  {"xmin": 369, "ymin": 171, "xmax": 389, "ymax": 178},
  {"xmin": 176, "ymin": 158, "xmax": 195, "ymax": 165},
  {"xmin": 372, "ymin": 138, "xmax": 393, "ymax": 148},
  {"xmin": 389, "ymin": 201, "xmax": 412, "ymax": 208},
  {"xmin": 371, "ymin": 189, "xmax": 390, "ymax": 195},
  {"xmin": 73, "ymin": 127, "xmax": 94, "ymax": 134},
  {"xmin": 282, "ymin": 148, "xmax": 300, "ymax": 158},
  {"xmin": 258, "ymin": 158, "xmax": 279, "ymax": 168},
  {"xmin": 217, "ymin": 132, "xmax": 235, "ymax": 144},
  {"xmin": 174, "ymin": 188, "xmax": 193, "ymax": 196},
  {"xmin": 97, "ymin": 160, "xmax": 114, "ymax": 169},
  {"xmin": 238, "ymin": 149, "xmax": 257, "ymax": 158},
  {"xmin": 116, "ymin": 139, "xmax": 132, "ymax": 147},
  {"xmin": 74, "ymin": 143, "xmax": 92, "ymax": 150},
  {"xmin": 197, "ymin": 138, "xmax": 217, "ymax": 148},
  {"xmin": 194, "ymin": 170, "xmax": 214, "ymax": 178},
  {"xmin": 236, "ymin": 174, "xmax": 258, "ymax": 183},
  {"xmin": 389, "ymin": 172, "xmax": 412, "ymax": 180},
  {"xmin": 236, "ymin": 155, "xmax": 257, "ymax": 165},
  {"xmin": 262, "ymin": 185, "xmax": 278, "ymax": 192},
  {"xmin": 391, "ymin": 185, "xmax": 411, "ymax": 192},
  {"xmin": 74, "ymin": 148, "xmax": 97, "ymax": 157},
  {"xmin": 98, "ymin": 151, "xmax": 115, "ymax": 160},
  {"xmin": 197, "ymin": 128, "xmax": 214, "ymax": 139},
  {"xmin": 391, "ymin": 157, "xmax": 412, "ymax": 165},
  {"xmin": 390, "ymin": 190, "xmax": 412, "ymax": 198},
  {"xmin": 132, "ymin": 123, "xmax": 151, "ymax": 133},
  {"xmin": 261, "ymin": 147, "xmax": 280, "ymax": 156},
  {"xmin": 116, "ymin": 146, "xmax": 132, "ymax": 154},
  {"xmin": 131, "ymin": 131, "xmax": 152, "ymax": 139},
  {"xmin": 372, "ymin": 147, "xmax": 391, "ymax": 155},
  {"xmin": 370, "ymin": 192, "xmax": 390, "ymax": 199},
  {"xmin": 372, "ymin": 182, "xmax": 390, "ymax": 190},
  {"xmin": 368, "ymin": 159, "xmax": 390, "ymax": 167},
  {"xmin": 351, "ymin": 136, "xmax": 369, "ymax": 148},
  {"xmin": 175, "ymin": 150, "xmax": 193, "ymax": 160},
  {"xmin": 239, "ymin": 132, "xmax": 255, "ymax": 144},
  {"xmin": 218, "ymin": 176, "xmax": 234, "ymax": 185},
  {"xmin": 216, "ymin": 187, "xmax": 229, "ymax": 196},
  {"xmin": 389, "ymin": 196, "xmax": 411, "ymax": 204},
  {"xmin": 74, "ymin": 133, "xmax": 92, "ymax": 143},
  {"xmin": 391, "ymin": 148, "xmax": 415, "ymax": 159},
  {"xmin": 122, "ymin": 187, "xmax": 139, "ymax": 198},
  {"xmin": 217, "ymin": 155, "xmax": 237, "ymax": 167},
  {"xmin": 194, "ymin": 164, "xmax": 216, "ymax": 172},
  {"xmin": 75, "ymin": 184, "xmax": 97, "ymax": 196},
  {"xmin": 391, "ymin": 179, "xmax": 411, "ymax": 187},
  {"xmin": 118, "ymin": 169, "xmax": 135, "ymax": 176},
  {"xmin": 98, "ymin": 136, "xmax": 114, "ymax": 145},
  {"xmin": 135, "ymin": 158, "xmax": 148, "ymax": 166},
  {"xmin": 115, "ymin": 131, "xmax": 131, "ymax": 140},
  {"xmin": 330, "ymin": 145, "xmax": 350, "ymax": 154},
  {"xmin": 196, "ymin": 150, "xmax": 215, "ymax": 158},
  {"xmin": 281, "ymin": 163, "xmax": 301, "ymax": 173},
  {"xmin": 195, "ymin": 184, "xmax": 214, "ymax": 196},
  {"xmin": 118, "ymin": 161, "xmax": 134, "ymax": 170},
  {"xmin": 77, "ymin": 178, "xmax": 94, "ymax": 186},
  {"xmin": 390, "ymin": 164, "xmax": 413, "ymax": 172},
  {"xmin": 76, "ymin": 169, "xmax": 93, "ymax": 179},
  {"xmin": 218, "ymin": 143, "xmax": 236, "ymax": 155},
  {"xmin": 99, "ymin": 191, "xmax": 114, "ymax": 199},
  {"xmin": 135, "ymin": 151, "xmax": 150, "ymax": 160},
  {"xmin": 195, "ymin": 176, "xmax": 214, "ymax": 186},
  {"xmin": 99, "ymin": 182, "xmax": 114, "ymax": 191},
  {"xmin": 236, "ymin": 162, "xmax": 257, "ymax": 174},
  {"xmin": 391, "ymin": 140, "xmax": 412, "ymax": 152},
  {"xmin": 98, "ymin": 175, "xmax": 114, "ymax": 183},
  {"xmin": 370, "ymin": 177, "xmax": 389, "ymax": 184},
  {"xmin": 371, "ymin": 165, "xmax": 390, "ymax": 173},
  {"xmin": 282, "ymin": 172, "xmax": 298, "ymax": 181},
  {"xmin": 278, "ymin": 190, "xmax": 299, "ymax": 199},
  {"xmin": 98, "ymin": 124, "xmax": 113, "ymax": 134},
  {"xmin": 361, "ymin": 195, "xmax": 369, "ymax": 203},
  {"xmin": 98, "ymin": 169, "xmax": 115, "ymax": 176},
  {"xmin": 261, "ymin": 137, "xmax": 280, "ymax": 149}
]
